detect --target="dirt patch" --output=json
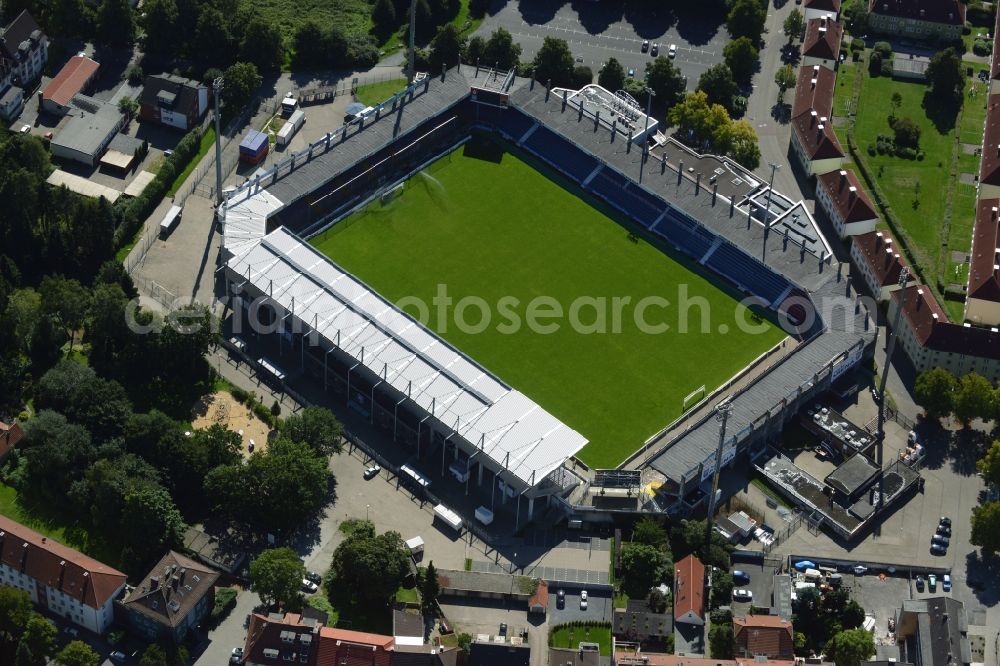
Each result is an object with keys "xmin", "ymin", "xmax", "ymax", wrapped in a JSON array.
[
  {"xmin": 959, "ymin": 172, "xmax": 978, "ymax": 185},
  {"xmin": 191, "ymin": 391, "xmax": 272, "ymax": 456}
]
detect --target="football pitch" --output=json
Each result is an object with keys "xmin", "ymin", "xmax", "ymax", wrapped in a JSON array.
[{"xmin": 311, "ymin": 142, "xmax": 786, "ymax": 468}]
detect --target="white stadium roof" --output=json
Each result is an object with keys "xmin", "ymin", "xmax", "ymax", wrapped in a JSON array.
[{"xmin": 222, "ymin": 195, "xmax": 588, "ymax": 489}]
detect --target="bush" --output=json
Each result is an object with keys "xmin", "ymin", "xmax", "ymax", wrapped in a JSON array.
[
  {"xmin": 253, "ymin": 401, "xmax": 275, "ymax": 426},
  {"xmin": 873, "ymin": 41, "xmax": 892, "ymax": 57},
  {"xmin": 895, "ymin": 146, "xmax": 918, "ymax": 159},
  {"xmin": 869, "ymin": 51, "xmax": 882, "ymax": 75},
  {"xmin": 572, "ymin": 65, "xmax": 594, "ymax": 88},
  {"xmin": 974, "ymin": 39, "xmax": 992, "ymax": 56},
  {"xmin": 231, "ymin": 386, "xmax": 250, "ymax": 403},
  {"xmin": 126, "ymin": 65, "xmax": 144, "ymax": 85},
  {"xmin": 867, "ymin": 143, "xmax": 877, "ymax": 156},
  {"xmin": 880, "ymin": 57, "xmax": 893, "ymax": 77},
  {"xmin": 850, "ymin": 38, "xmax": 865, "ymax": 53},
  {"xmin": 208, "ymin": 587, "xmax": 238, "ymax": 627},
  {"xmin": 967, "ymin": 3, "xmax": 996, "ymax": 27},
  {"xmin": 917, "ymin": 151, "xmax": 925, "ymax": 161},
  {"xmin": 270, "ymin": 399, "xmax": 282, "ymax": 417}
]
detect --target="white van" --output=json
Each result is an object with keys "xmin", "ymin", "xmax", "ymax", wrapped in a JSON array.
[{"xmin": 803, "ymin": 568, "xmax": 822, "ymax": 582}]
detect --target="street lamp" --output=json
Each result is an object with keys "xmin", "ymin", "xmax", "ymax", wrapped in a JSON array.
[{"xmin": 366, "ymin": 504, "xmax": 371, "ymax": 522}]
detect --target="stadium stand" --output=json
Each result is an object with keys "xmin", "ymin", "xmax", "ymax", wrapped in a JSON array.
[
  {"xmin": 706, "ymin": 242, "xmax": 793, "ymax": 306},
  {"xmin": 522, "ymin": 124, "xmax": 598, "ymax": 183}
]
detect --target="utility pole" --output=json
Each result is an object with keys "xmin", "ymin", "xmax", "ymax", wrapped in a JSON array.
[
  {"xmin": 762, "ymin": 162, "xmax": 780, "ymax": 261},
  {"xmin": 874, "ymin": 267, "xmax": 909, "ymax": 525},
  {"xmin": 407, "ymin": 0, "xmax": 417, "ymax": 83},
  {"xmin": 704, "ymin": 400, "xmax": 734, "ymax": 546},
  {"xmin": 213, "ymin": 76, "xmax": 224, "ymax": 207}
]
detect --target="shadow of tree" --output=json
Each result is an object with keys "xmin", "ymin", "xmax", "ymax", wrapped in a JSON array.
[
  {"xmin": 771, "ymin": 102, "xmax": 791, "ymax": 124},
  {"xmin": 921, "ymin": 90, "xmax": 961, "ymax": 134}
]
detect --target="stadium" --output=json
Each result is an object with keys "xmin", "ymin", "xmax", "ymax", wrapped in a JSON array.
[{"xmin": 218, "ymin": 66, "xmax": 877, "ymax": 529}]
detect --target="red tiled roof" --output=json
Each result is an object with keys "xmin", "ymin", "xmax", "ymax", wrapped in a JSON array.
[
  {"xmin": 0, "ymin": 514, "xmax": 126, "ymax": 609},
  {"xmin": 673, "ymin": 554, "xmax": 705, "ymax": 620},
  {"xmin": 993, "ymin": 11, "xmax": 1000, "ymax": 81},
  {"xmin": 803, "ymin": 16, "xmax": 843, "ymax": 61},
  {"xmin": 804, "ymin": 0, "xmax": 842, "ymax": 11},
  {"xmin": 41, "ymin": 55, "xmax": 98, "ymax": 107},
  {"xmin": 980, "ymin": 95, "xmax": 1000, "ymax": 187},
  {"xmin": 818, "ymin": 169, "xmax": 878, "ymax": 225},
  {"xmin": 868, "ymin": 0, "xmax": 965, "ymax": 25},
  {"xmin": 316, "ymin": 626, "xmax": 393, "ymax": 666},
  {"xmin": 968, "ymin": 199, "xmax": 1000, "ymax": 302},
  {"xmin": 529, "ymin": 579, "xmax": 549, "ymax": 611},
  {"xmin": 853, "ymin": 231, "xmax": 908, "ymax": 287},
  {"xmin": 613, "ymin": 651, "xmax": 796, "ymax": 666},
  {"xmin": 0, "ymin": 421, "xmax": 23, "ymax": 459},
  {"xmin": 121, "ymin": 551, "xmax": 219, "ymax": 629},
  {"xmin": 891, "ymin": 284, "xmax": 1000, "ymax": 358},
  {"xmin": 734, "ymin": 615, "xmax": 795, "ymax": 659},
  {"xmin": 243, "ymin": 612, "xmax": 322, "ymax": 665},
  {"xmin": 792, "ymin": 64, "xmax": 836, "ymax": 119},
  {"xmin": 792, "ymin": 111, "xmax": 845, "ymax": 160}
]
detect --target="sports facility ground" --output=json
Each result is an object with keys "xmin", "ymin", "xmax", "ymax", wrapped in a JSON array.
[{"xmin": 311, "ymin": 142, "xmax": 786, "ymax": 468}]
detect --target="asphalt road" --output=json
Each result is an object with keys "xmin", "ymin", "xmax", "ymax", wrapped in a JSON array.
[{"xmin": 474, "ymin": 1, "xmax": 728, "ymax": 89}]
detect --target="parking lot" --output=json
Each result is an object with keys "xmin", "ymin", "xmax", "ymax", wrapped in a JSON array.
[
  {"xmin": 475, "ymin": 2, "xmax": 728, "ymax": 89},
  {"xmin": 547, "ymin": 586, "xmax": 613, "ymax": 625},
  {"xmin": 730, "ymin": 560, "xmax": 777, "ymax": 609}
]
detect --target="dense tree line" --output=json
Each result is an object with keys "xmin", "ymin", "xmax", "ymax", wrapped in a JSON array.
[
  {"xmin": 913, "ymin": 368, "xmax": 1000, "ymax": 425},
  {"xmin": 793, "ymin": 588, "xmax": 865, "ymax": 656}
]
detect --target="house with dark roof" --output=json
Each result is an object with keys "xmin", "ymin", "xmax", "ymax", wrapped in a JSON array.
[
  {"xmin": 0, "ymin": 420, "xmax": 23, "ymax": 462},
  {"xmin": 469, "ymin": 638, "xmax": 530, "ymax": 666},
  {"xmin": 868, "ymin": 0, "xmax": 966, "ymax": 40},
  {"xmin": 849, "ymin": 231, "xmax": 916, "ymax": 301},
  {"xmin": 966, "ymin": 199, "xmax": 1000, "ymax": 325},
  {"xmin": 0, "ymin": 514, "xmax": 126, "ymax": 634},
  {"xmin": 242, "ymin": 611, "xmax": 323, "ymax": 666},
  {"xmin": 734, "ymin": 614, "xmax": 794, "ymax": 660},
  {"xmin": 40, "ymin": 55, "xmax": 99, "ymax": 115},
  {"xmin": 139, "ymin": 74, "xmax": 209, "ymax": 131},
  {"xmin": 790, "ymin": 65, "xmax": 845, "ymax": 176},
  {"xmin": 816, "ymin": 169, "xmax": 878, "ymax": 238},
  {"xmin": 804, "ymin": 0, "xmax": 841, "ymax": 21},
  {"xmin": 612, "ymin": 649, "xmax": 797, "ymax": 666},
  {"xmin": 895, "ymin": 597, "xmax": 971, "ymax": 666},
  {"xmin": 0, "ymin": 10, "xmax": 47, "ymax": 89},
  {"xmin": 119, "ymin": 551, "xmax": 219, "ymax": 643},
  {"xmin": 673, "ymin": 555, "xmax": 705, "ymax": 625},
  {"xmin": 802, "ymin": 16, "xmax": 843, "ymax": 70},
  {"xmin": 548, "ymin": 647, "xmax": 599, "ymax": 666},
  {"xmin": 614, "ymin": 598, "xmax": 673, "ymax": 645}
]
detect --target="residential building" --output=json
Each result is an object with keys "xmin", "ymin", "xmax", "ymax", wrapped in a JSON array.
[
  {"xmin": 734, "ymin": 615, "xmax": 794, "ymax": 660},
  {"xmin": 549, "ymin": 647, "xmax": 599, "ymax": 666},
  {"xmin": 849, "ymin": 231, "xmax": 916, "ymax": 302},
  {"xmin": 469, "ymin": 638, "xmax": 530, "ymax": 666},
  {"xmin": 802, "ymin": 16, "xmax": 843, "ymax": 70},
  {"xmin": 888, "ymin": 284, "xmax": 1000, "ymax": 381},
  {"xmin": 815, "ymin": 169, "xmax": 879, "ymax": 238},
  {"xmin": 40, "ymin": 55, "xmax": 99, "ymax": 115},
  {"xmin": 614, "ymin": 598, "xmax": 673, "ymax": 644},
  {"xmin": 50, "ymin": 96, "xmax": 125, "ymax": 167},
  {"xmin": 895, "ymin": 597, "xmax": 971, "ymax": 666},
  {"xmin": 790, "ymin": 65, "xmax": 845, "ymax": 176},
  {"xmin": 0, "ymin": 419, "xmax": 23, "ymax": 462},
  {"xmin": 673, "ymin": 554, "xmax": 705, "ymax": 625},
  {"xmin": 804, "ymin": 0, "xmax": 841, "ymax": 21},
  {"xmin": 612, "ymin": 646, "xmax": 796, "ymax": 666},
  {"xmin": 979, "ymin": 95, "xmax": 1000, "ymax": 198},
  {"xmin": 242, "ymin": 611, "xmax": 322, "ymax": 665},
  {"xmin": 0, "ymin": 10, "xmax": 47, "ymax": 88},
  {"xmin": 867, "ymin": 0, "xmax": 966, "ymax": 41},
  {"xmin": 528, "ymin": 579, "xmax": 549, "ymax": 615},
  {"xmin": 139, "ymin": 74, "xmax": 209, "ymax": 130},
  {"xmin": 0, "ymin": 84, "xmax": 23, "ymax": 121},
  {"xmin": 0, "ymin": 514, "xmax": 126, "ymax": 634},
  {"xmin": 966, "ymin": 199, "xmax": 1000, "ymax": 325},
  {"xmin": 119, "ymin": 551, "xmax": 219, "ymax": 643}
]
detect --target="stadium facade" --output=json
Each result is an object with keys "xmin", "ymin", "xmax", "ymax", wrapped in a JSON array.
[{"xmin": 218, "ymin": 67, "xmax": 876, "ymax": 525}]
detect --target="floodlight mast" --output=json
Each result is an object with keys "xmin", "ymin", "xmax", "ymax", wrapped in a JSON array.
[
  {"xmin": 407, "ymin": 0, "xmax": 417, "ymax": 83},
  {"xmin": 213, "ymin": 76, "xmax": 224, "ymax": 206},
  {"xmin": 704, "ymin": 399, "xmax": 734, "ymax": 546}
]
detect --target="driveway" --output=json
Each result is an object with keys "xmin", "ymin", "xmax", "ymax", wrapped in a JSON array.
[
  {"xmin": 194, "ymin": 587, "xmax": 261, "ymax": 665},
  {"xmin": 547, "ymin": 587, "xmax": 613, "ymax": 625}
]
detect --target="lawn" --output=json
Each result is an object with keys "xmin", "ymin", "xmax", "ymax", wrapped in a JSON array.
[
  {"xmin": 845, "ymin": 61, "xmax": 982, "ymax": 313},
  {"xmin": 354, "ymin": 78, "xmax": 408, "ymax": 107},
  {"xmin": 167, "ymin": 125, "xmax": 216, "ymax": 197},
  {"xmin": 311, "ymin": 141, "xmax": 785, "ymax": 468},
  {"xmin": 549, "ymin": 623, "xmax": 612, "ymax": 655}
]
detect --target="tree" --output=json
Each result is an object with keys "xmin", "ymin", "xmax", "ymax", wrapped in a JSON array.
[
  {"xmin": 483, "ymin": 27, "xmax": 521, "ymax": 71},
  {"xmin": 619, "ymin": 542, "xmax": 672, "ymax": 598},
  {"xmin": 421, "ymin": 561, "xmax": 440, "ymax": 613},
  {"xmin": 827, "ymin": 629, "xmax": 875, "ymax": 666},
  {"xmin": 121, "ymin": 483, "xmax": 186, "ymax": 571},
  {"xmin": 19, "ymin": 411, "xmax": 95, "ymax": 503},
  {"xmin": 843, "ymin": 0, "xmax": 869, "ymax": 33},
  {"xmin": 118, "ymin": 96, "xmax": 138, "ymax": 118},
  {"xmin": 727, "ymin": 0, "xmax": 766, "ymax": 41},
  {"xmin": 328, "ymin": 522, "xmax": 411, "ymax": 605},
  {"xmin": 710, "ymin": 571, "xmax": 734, "ymax": 609},
  {"xmin": 669, "ymin": 519, "xmax": 732, "ymax": 570},
  {"xmin": 893, "ymin": 117, "xmax": 921, "ymax": 148},
  {"xmin": 774, "ymin": 64, "xmax": 797, "ymax": 102},
  {"xmin": 669, "ymin": 91, "xmax": 731, "ymax": 148},
  {"xmin": 971, "ymin": 501, "xmax": 1000, "ymax": 554},
  {"xmin": 632, "ymin": 516, "xmax": 668, "ymax": 548},
  {"xmin": 466, "ymin": 35, "xmax": 486, "ymax": 64},
  {"xmin": 784, "ymin": 8, "xmax": 805, "ymax": 41},
  {"xmin": 18, "ymin": 614, "xmax": 56, "ymax": 666},
  {"xmin": 914, "ymin": 368, "xmax": 957, "ymax": 419},
  {"xmin": 222, "ymin": 62, "xmax": 262, "ymax": 112},
  {"xmin": 533, "ymin": 37, "xmax": 575, "ymax": 88},
  {"xmin": 709, "ymin": 623, "xmax": 735, "ymax": 658},
  {"xmin": 192, "ymin": 5, "xmax": 232, "ymax": 68},
  {"xmin": 39, "ymin": 275, "xmax": 89, "ymax": 351},
  {"xmin": 372, "ymin": 0, "xmax": 397, "ymax": 37},
  {"xmin": 240, "ymin": 18, "xmax": 285, "ymax": 72},
  {"xmin": 250, "ymin": 547, "xmax": 305, "ymax": 607},
  {"xmin": 647, "ymin": 587, "xmax": 667, "ymax": 613},
  {"xmin": 96, "ymin": 0, "xmax": 134, "ymax": 46},
  {"xmin": 926, "ymin": 48, "xmax": 964, "ymax": 98},
  {"xmin": 953, "ymin": 372, "xmax": 994, "ymax": 425},
  {"xmin": 698, "ymin": 64, "xmax": 740, "ymax": 114},
  {"xmin": 0, "ymin": 587, "xmax": 31, "ymax": 644},
  {"xmin": 890, "ymin": 92, "xmax": 902, "ymax": 119},
  {"xmin": 137, "ymin": 643, "xmax": 188, "ymax": 666},
  {"xmin": 724, "ymin": 37, "xmax": 759, "ymax": 85},
  {"xmin": 645, "ymin": 56, "xmax": 687, "ymax": 112},
  {"xmin": 599, "ymin": 57, "xmax": 626, "ymax": 93},
  {"xmin": 293, "ymin": 21, "xmax": 330, "ymax": 69},
  {"xmin": 429, "ymin": 24, "xmax": 465, "ymax": 72},
  {"xmin": 54, "ymin": 641, "xmax": 99, "ymax": 666},
  {"xmin": 978, "ymin": 440, "xmax": 1000, "ymax": 487},
  {"xmin": 141, "ymin": 0, "xmax": 177, "ymax": 54},
  {"xmin": 572, "ymin": 65, "xmax": 593, "ymax": 88}
]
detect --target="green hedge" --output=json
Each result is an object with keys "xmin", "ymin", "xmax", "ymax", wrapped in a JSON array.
[{"xmin": 114, "ymin": 127, "xmax": 203, "ymax": 250}]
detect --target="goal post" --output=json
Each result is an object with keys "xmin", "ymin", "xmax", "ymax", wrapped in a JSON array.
[{"xmin": 682, "ymin": 384, "xmax": 706, "ymax": 412}]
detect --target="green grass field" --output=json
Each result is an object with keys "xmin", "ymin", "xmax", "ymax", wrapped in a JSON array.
[
  {"xmin": 549, "ymin": 624, "xmax": 612, "ymax": 655},
  {"xmin": 311, "ymin": 144, "xmax": 785, "ymax": 468},
  {"xmin": 354, "ymin": 78, "xmax": 408, "ymax": 107}
]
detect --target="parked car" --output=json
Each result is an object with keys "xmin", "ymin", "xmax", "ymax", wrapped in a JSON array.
[
  {"xmin": 668, "ymin": 44, "xmax": 677, "ymax": 58},
  {"xmin": 628, "ymin": 67, "xmax": 636, "ymax": 77},
  {"xmin": 580, "ymin": 589, "xmax": 589, "ymax": 610},
  {"xmin": 63, "ymin": 627, "xmax": 79, "ymax": 638},
  {"xmin": 930, "ymin": 543, "xmax": 947, "ymax": 556},
  {"xmin": 936, "ymin": 524, "xmax": 951, "ymax": 537},
  {"xmin": 939, "ymin": 516, "xmax": 952, "ymax": 527},
  {"xmin": 915, "ymin": 575, "xmax": 924, "ymax": 591},
  {"xmin": 732, "ymin": 570, "xmax": 751, "ymax": 585},
  {"xmin": 853, "ymin": 565, "xmax": 868, "ymax": 575},
  {"xmin": 557, "ymin": 589, "xmax": 565, "ymax": 608},
  {"xmin": 364, "ymin": 464, "xmax": 380, "ymax": 479},
  {"xmin": 942, "ymin": 574, "xmax": 952, "ymax": 591},
  {"xmin": 732, "ymin": 589, "xmax": 753, "ymax": 602},
  {"xmin": 305, "ymin": 571, "xmax": 322, "ymax": 584},
  {"xmin": 641, "ymin": 39, "xmax": 649, "ymax": 52},
  {"xmin": 932, "ymin": 534, "xmax": 950, "ymax": 546},
  {"xmin": 110, "ymin": 652, "xmax": 127, "ymax": 664},
  {"xmin": 928, "ymin": 574, "xmax": 937, "ymax": 591},
  {"xmin": 19, "ymin": 125, "xmax": 30, "ymax": 133},
  {"xmin": 231, "ymin": 647, "xmax": 244, "ymax": 664},
  {"xmin": 499, "ymin": 623, "xmax": 507, "ymax": 637},
  {"xmin": 651, "ymin": 43, "xmax": 659, "ymax": 56},
  {"xmin": 301, "ymin": 578, "xmax": 319, "ymax": 594}
]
